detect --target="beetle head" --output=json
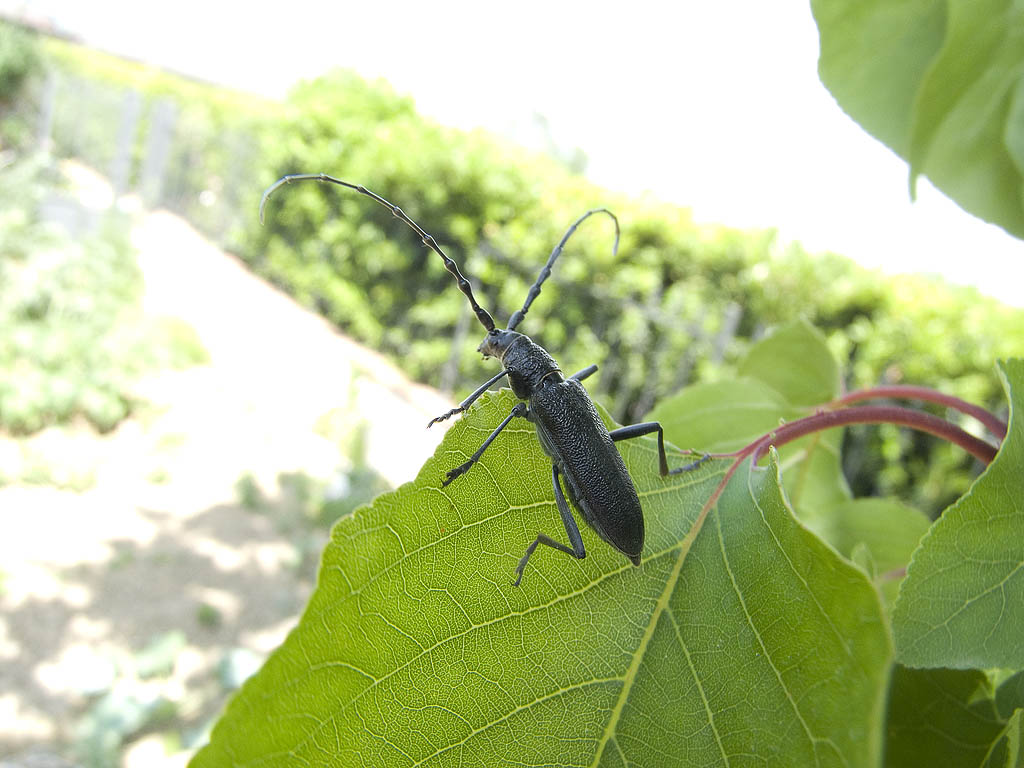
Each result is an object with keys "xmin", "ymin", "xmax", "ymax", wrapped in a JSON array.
[{"xmin": 478, "ymin": 329, "xmax": 523, "ymax": 362}]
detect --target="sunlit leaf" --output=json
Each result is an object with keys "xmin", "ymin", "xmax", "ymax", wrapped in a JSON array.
[
  {"xmin": 812, "ymin": 0, "xmax": 946, "ymax": 157},
  {"xmin": 192, "ymin": 391, "xmax": 890, "ymax": 767},
  {"xmin": 907, "ymin": 0, "xmax": 1024, "ymax": 237},
  {"xmin": 893, "ymin": 359, "xmax": 1024, "ymax": 669},
  {"xmin": 813, "ymin": 0, "xmax": 1024, "ymax": 239}
]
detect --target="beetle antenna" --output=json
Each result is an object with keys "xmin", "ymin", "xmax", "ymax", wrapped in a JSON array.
[
  {"xmin": 260, "ymin": 173, "xmax": 496, "ymax": 332},
  {"xmin": 507, "ymin": 208, "xmax": 619, "ymax": 331}
]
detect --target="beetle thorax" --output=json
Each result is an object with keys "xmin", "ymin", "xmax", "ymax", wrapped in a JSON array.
[{"xmin": 478, "ymin": 329, "xmax": 561, "ymax": 399}]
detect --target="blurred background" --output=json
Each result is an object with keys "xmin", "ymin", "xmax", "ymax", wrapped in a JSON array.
[{"xmin": 0, "ymin": 3, "xmax": 1022, "ymax": 766}]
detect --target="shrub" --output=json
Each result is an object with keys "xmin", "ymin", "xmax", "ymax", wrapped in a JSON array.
[
  {"xmin": 0, "ymin": 21, "xmax": 41, "ymax": 104},
  {"xmin": 12, "ymin": 41, "xmax": 1024, "ymax": 514},
  {"xmin": 0, "ymin": 156, "xmax": 206, "ymax": 433}
]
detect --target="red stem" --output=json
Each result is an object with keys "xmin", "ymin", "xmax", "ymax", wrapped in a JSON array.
[
  {"xmin": 697, "ymin": 402, "xmax": 1000, "ymax": 523},
  {"xmin": 693, "ymin": 388, "xmax": 1005, "ymax": 523},
  {"xmin": 750, "ymin": 405, "xmax": 998, "ymax": 465},
  {"xmin": 829, "ymin": 385, "xmax": 1007, "ymax": 439}
]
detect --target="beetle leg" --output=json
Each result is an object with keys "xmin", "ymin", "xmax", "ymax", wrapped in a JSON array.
[
  {"xmin": 512, "ymin": 464, "xmax": 586, "ymax": 586},
  {"xmin": 609, "ymin": 422, "xmax": 710, "ymax": 476},
  {"xmin": 569, "ymin": 364, "xmax": 598, "ymax": 382},
  {"xmin": 441, "ymin": 402, "xmax": 528, "ymax": 486},
  {"xmin": 428, "ymin": 369, "xmax": 509, "ymax": 427}
]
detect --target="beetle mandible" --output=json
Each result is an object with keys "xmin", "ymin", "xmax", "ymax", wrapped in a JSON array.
[{"xmin": 260, "ymin": 174, "xmax": 708, "ymax": 585}]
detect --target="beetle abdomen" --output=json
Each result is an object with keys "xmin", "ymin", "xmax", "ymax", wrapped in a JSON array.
[{"xmin": 530, "ymin": 380, "xmax": 644, "ymax": 563}]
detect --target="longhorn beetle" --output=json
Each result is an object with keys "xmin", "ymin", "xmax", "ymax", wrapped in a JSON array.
[{"xmin": 260, "ymin": 174, "xmax": 708, "ymax": 586}]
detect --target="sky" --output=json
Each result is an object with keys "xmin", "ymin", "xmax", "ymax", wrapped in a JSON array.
[{"xmin": 6, "ymin": 0, "xmax": 1022, "ymax": 306}]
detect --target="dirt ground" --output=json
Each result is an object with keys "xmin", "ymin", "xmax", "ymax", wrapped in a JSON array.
[{"xmin": 0, "ymin": 164, "xmax": 454, "ymax": 766}]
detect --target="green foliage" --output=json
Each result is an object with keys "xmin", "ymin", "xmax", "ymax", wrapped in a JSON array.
[
  {"xmin": 0, "ymin": 156, "xmax": 207, "ymax": 434},
  {"xmin": 20, "ymin": 41, "xmax": 1024, "ymax": 514},
  {"xmin": 812, "ymin": 0, "xmax": 1024, "ymax": 239},
  {"xmin": 250, "ymin": 72, "xmax": 559, "ymax": 385}
]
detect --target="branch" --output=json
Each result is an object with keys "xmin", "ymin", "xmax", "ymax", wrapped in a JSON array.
[
  {"xmin": 697, "ymin": 403, "xmax": 1001, "ymax": 520},
  {"xmin": 750, "ymin": 405, "xmax": 999, "ymax": 465},
  {"xmin": 829, "ymin": 385, "xmax": 1007, "ymax": 439}
]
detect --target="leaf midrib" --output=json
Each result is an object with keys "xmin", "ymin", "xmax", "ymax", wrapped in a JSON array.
[{"xmin": 589, "ymin": 486, "xmax": 716, "ymax": 766}]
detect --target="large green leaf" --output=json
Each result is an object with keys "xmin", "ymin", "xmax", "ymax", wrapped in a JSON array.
[
  {"xmin": 812, "ymin": 0, "xmax": 947, "ymax": 157},
  {"xmin": 907, "ymin": 0, "xmax": 1024, "ymax": 237},
  {"xmin": 192, "ymin": 391, "xmax": 890, "ymax": 766},
  {"xmin": 812, "ymin": 0, "xmax": 1024, "ymax": 239},
  {"xmin": 893, "ymin": 359, "xmax": 1024, "ymax": 669}
]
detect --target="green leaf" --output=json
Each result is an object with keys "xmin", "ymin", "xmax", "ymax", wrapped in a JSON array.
[
  {"xmin": 778, "ymin": 428, "xmax": 851, "ymax": 521},
  {"xmin": 907, "ymin": 0, "xmax": 1024, "ymax": 237},
  {"xmin": 810, "ymin": 498, "xmax": 930, "ymax": 605},
  {"xmin": 815, "ymin": 498, "xmax": 930, "ymax": 572},
  {"xmin": 893, "ymin": 359, "xmax": 1024, "ymax": 669},
  {"xmin": 886, "ymin": 665, "xmax": 1005, "ymax": 767},
  {"xmin": 997, "ymin": 671, "xmax": 1024, "ymax": 720},
  {"xmin": 737, "ymin": 319, "xmax": 840, "ymax": 407},
  {"xmin": 192, "ymin": 391, "xmax": 891, "ymax": 766},
  {"xmin": 998, "ymin": 709, "xmax": 1024, "ymax": 768},
  {"xmin": 812, "ymin": 0, "xmax": 947, "ymax": 156},
  {"xmin": 619, "ymin": 449, "xmax": 891, "ymax": 766},
  {"xmin": 812, "ymin": 0, "xmax": 1024, "ymax": 239}
]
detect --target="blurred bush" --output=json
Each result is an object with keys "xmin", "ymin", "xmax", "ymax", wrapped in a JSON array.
[
  {"xmin": 0, "ymin": 155, "xmax": 207, "ymax": 434},
  {"xmin": 0, "ymin": 21, "xmax": 43, "ymax": 148},
  {"xmin": 7, "ymin": 35, "xmax": 1022, "ymax": 515},
  {"xmin": 0, "ymin": 21, "xmax": 41, "ymax": 101}
]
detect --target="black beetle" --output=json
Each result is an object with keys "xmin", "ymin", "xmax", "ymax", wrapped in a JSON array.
[{"xmin": 261, "ymin": 174, "xmax": 707, "ymax": 585}]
